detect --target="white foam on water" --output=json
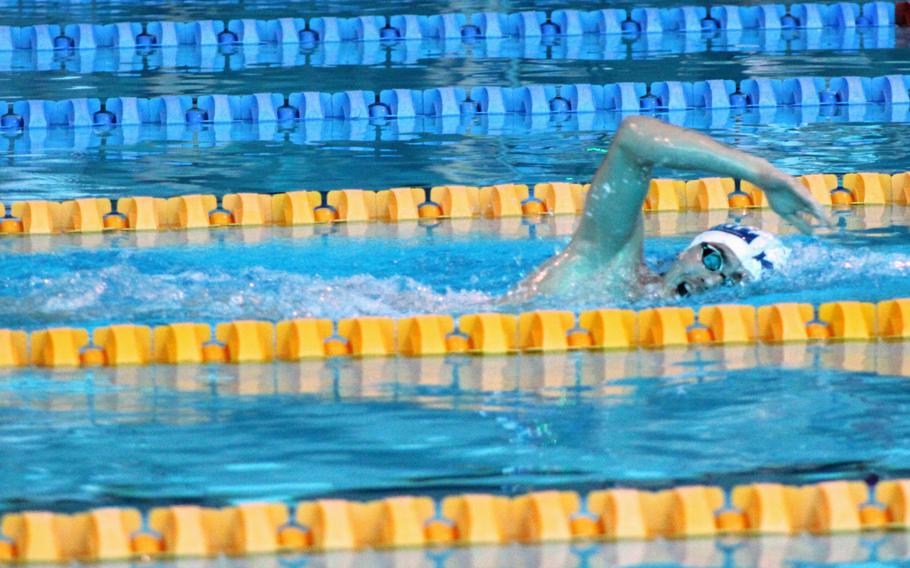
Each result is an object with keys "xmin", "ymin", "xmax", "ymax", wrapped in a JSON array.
[
  {"xmin": 4, "ymin": 264, "xmax": 495, "ymax": 326},
  {"xmin": 3, "ymin": 230, "xmax": 910, "ymax": 328}
]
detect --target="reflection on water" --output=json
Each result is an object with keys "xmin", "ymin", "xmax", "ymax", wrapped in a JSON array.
[
  {"xmin": 0, "ymin": 0, "xmax": 898, "ymax": 26},
  {"xmin": 1, "ymin": 27, "xmax": 907, "ymax": 101},
  {"xmin": 0, "ymin": 341, "xmax": 904, "ymax": 397},
  {"xmin": 25, "ymin": 533, "xmax": 910, "ymax": 568},
  {"xmin": 2, "ymin": 343, "xmax": 910, "ymax": 510},
  {"xmin": 4, "ymin": 343, "xmax": 908, "ymax": 413}
]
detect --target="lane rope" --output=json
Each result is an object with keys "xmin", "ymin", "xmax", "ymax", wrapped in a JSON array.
[
  {"xmin": 1, "ymin": 171, "xmax": 907, "ymax": 235},
  {"xmin": 0, "ymin": 25, "xmax": 900, "ymax": 76},
  {"xmin": 0, "ymin": 2, "xmax": 896, "ymax": 55},
  {"xmin": 0, "ymin": 477, "xmax": 908, "ymax": 561},
  {"xmin": 0, "ymin": 296, "xmax": 907, "ymax": 367},
  {"xmin": 0, "ymin": 73, "xmax": 907, "ymax": 133},
  {"xmin": 0, "ymin": 102, "xmax": 907, "ymax": 161}
]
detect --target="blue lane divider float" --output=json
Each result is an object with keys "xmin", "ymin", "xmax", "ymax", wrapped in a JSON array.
[
  {"xmin": 0, "ymin": 104, "xmax": 905, "ymax": 158},
  {"xmin": 0, "ymin": 2, "xmax": 896, "ymax": 52},
  {"xmin": 0, "ymin": 74, "xmax": 907, "ymax": 130},
  {"xmin": 0, "ymin": 26, "xmax": 898, "ymax": 76}
]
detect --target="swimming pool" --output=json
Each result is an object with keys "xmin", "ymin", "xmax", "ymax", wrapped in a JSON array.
[{"xmin": 1, "ymin": 0, "xmax": 910, "ymax": 564}]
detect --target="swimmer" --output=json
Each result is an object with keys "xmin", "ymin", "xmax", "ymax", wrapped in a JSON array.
[{"xmin": 504, "ymin": 115, "xmax": 829, "ymax": 303}]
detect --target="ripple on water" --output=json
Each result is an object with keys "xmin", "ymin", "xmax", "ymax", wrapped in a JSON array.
[{"xmin": 1, "ymin": 227, "xmax": 909, "ymax": 328}]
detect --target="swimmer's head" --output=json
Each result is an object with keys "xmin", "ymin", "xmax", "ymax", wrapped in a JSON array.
[{"xmin": 662, "ymin": 224, "xmax": 789, "ymax": 298}]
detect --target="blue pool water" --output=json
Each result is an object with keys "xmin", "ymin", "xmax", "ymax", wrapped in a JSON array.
[
  {"xmin": 1, "ymin": 213, "xmax": 910, "ymax": 514},
  {"xmin": 1, "ymin": 120, "xmax": 910, "ymax": 201},
  {"xmin": 3, "ymin": 343, "xmax": 910, "ymax": 512},
  {"xmin": 0, "ymin": 214, "xmax": 909, "ymax": 328},
  {"xmin": 2, "ymin": 0, "xmax": 910, "ymax": 563},
  {"xmin": 1, "ymin": 30, "xmax": 908, "ymax": 102},
  {"xmin": 0, "ymin": 28, "xmax": 905, "ymax": 80}
]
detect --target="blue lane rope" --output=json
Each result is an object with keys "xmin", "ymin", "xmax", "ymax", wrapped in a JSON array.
[
  {"xmin": 0, "ymin": 103, "xmax": 906, "ymax": 157},
  {"xmin": 0, "ymin": 2, "xmax": 896, "ymax": 53},
  {"xmin": 0, "ymin": 26, "xmax": 899, "ymax": 76},
  {"xmin": 0, "ymin": 74, "xmax": 907, "ymax": 132}
]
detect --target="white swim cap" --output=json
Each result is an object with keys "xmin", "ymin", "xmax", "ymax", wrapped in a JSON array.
[{"xmin": 686, "ymin": 224, "xmax": 789, "ymax": 281}]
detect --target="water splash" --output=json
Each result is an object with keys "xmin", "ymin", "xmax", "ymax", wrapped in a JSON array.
[
  {"xmin": 2, "ymin": 227, "xmax": 909, "ymax": 328},
  {"xmin": 0, "ymin": 264, "xmax": 494, "ymax": 329}
]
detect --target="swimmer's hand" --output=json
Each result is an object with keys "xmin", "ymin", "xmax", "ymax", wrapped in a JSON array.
[{"xmin": 757, "ymin": 170, "xmax": 831, "ymax": 234}]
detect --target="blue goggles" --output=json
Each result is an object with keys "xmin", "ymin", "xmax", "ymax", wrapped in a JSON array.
[{"xmin": 701, "ymin": 243, "xmax": 725, "ymax": 273}]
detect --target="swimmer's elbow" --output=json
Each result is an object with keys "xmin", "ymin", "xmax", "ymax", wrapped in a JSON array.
[
  {"xmin": 617, "ymin": 115, "xmax": 653, "ymax": 131},
  {"xmin": 613, "ymin": 116, "xmax": 661, "ymax": 156},
  {"xmin": 616, "ymin": 115, "xmax": 661, "ymax": 137}
]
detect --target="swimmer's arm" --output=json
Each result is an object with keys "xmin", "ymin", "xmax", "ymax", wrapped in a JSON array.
[{"xmin": 574, "ymin": 116, "xmax": 828, "ymax": 249}]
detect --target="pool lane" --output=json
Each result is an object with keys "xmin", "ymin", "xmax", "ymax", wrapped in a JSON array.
[
  {"xmin": 1, "ymin": 343, "xmax": 909, "ymax": 513},
  {"xmin": 0, "ymin": 213, "xmax": 907, "ymax": 330},
  {"xmin": 1, "ymin": 29, "xmax": 907, "ymax": 101},
  {"xmin": 0, "ymin": 27, "xmax": 906, "ymax": 97},
  {"xmin": 0, "ymin": 118, "xmax": 907, "ymax": 201}
]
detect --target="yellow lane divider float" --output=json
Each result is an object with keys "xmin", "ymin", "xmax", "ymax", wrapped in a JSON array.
[
  {"xmin": 0, "ymin": 171, "xmax": 907, "ymax": 235},
  {"xmin": 2, "ymin": 479, "xmax": 910, "ymax": 562},
  {"xmin": 0, "ymin": 298, "xmax": 908, "ymax": 368}
]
